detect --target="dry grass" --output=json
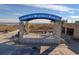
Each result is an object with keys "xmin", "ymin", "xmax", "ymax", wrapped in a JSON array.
[
  {"xmin": 0, "ymin": 23, "xmax": 54, "ymax": 32},
  {"xmin": 0, "ymin": 25, "xmax": 18, "ymax": 31}
]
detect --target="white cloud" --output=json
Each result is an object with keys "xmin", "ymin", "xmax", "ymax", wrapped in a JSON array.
[
  {"xmin": 0, "ymin": 19, "xmax": 19, "ymax": 23},
  {"xmin": 68, "ymin": 16, "xmax": 79, "ymax": 23},
  {"xmin": 27, "ymin": 4, "xmax": 75, "ymax": 13},
  {"xmin": 70, "ymin": 16, "xmax": 79, "ymax": 18},
  {"xmin": 13, "ymin": 13, "xmax": 24, "ymax": 16},
  {"xmin": 0, "ymin": 5, "xmax": 11, "ymax": 11},
  {"xmin": 69, "ymin": 11, "xmax": 75, "ymax": 14},
  {"xmin": 69, "ymin": 19, "xmax": 79, "ymax": 23}
]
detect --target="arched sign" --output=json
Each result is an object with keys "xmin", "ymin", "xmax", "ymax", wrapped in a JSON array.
[{"xmin": 19, "ymin": 13, "xmax": 62, "ymax": 21}]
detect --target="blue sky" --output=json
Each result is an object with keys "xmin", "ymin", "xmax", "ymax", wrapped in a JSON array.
[{"xmin": 0, "ymin": 4, "xmax": 79, "ymax": 23}]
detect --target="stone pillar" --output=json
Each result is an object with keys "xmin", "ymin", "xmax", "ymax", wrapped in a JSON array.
[
  {"xmin": 65, "ymin": 28, "xmax": 67, "ymax": 35},
  {"xmin": 26, "ymin": 21, "xmax": 29, "ymax": 34},
  {"xmin": 54, "ymin": 21, "xmax": 61, "ymax": 39},
  {"xmin": 19, "ymin": 21, "xmax": 24, "ymax": 41}
]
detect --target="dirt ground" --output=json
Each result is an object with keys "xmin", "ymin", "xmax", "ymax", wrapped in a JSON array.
[{"xmin": 40, "ymin": 44, "xmax": 75, "ymax": 55}]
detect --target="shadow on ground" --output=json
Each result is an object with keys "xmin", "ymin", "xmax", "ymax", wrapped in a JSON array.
[
  {"xmin": 0, "ymin": 34, "xmax": 59, "ymax": 55},
  {"xmin": 0, "ymin": 39, "xmax": 59, "ymax": 55},
  {"xmin": 63, "ymin": 36, "xmax": 79, "ymax": 54},
  {"xmin": 40, "ymin": 44, "xmax": 58, "ymax": 55},
  {"xmin": 0, "ymin": 39, "xmax": 41, "ymax": 55}
]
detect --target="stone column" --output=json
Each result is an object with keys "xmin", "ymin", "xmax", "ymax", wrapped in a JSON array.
[
  {"xmin": 65, "ymin": 28, "xmax": 67, "ymax": 35},
  {"xmin": 54, "ymin": 21, "xmax": 61, "ymax": 39},
  {"xmin": 26, "ymin": 21, "xmax": 29, "ymax": 34},
  {"xmin": 19, "ymin": 21, "xmax": 24, "ymax": 41}
]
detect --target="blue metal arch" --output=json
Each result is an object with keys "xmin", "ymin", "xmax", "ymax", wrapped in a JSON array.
[{"xmin": 19, "ymin": 13, "xmax": 62, "ymax": 22}]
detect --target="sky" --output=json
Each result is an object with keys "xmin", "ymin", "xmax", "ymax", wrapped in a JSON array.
[{"xmin": 0, "ymin": 4, "xmax": 79, "ymax": 23}]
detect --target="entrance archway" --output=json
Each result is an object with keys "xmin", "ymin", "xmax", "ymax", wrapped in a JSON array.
[{"xmin": 18, "ymin": 13, "xmax": 62, "ymax": 45}]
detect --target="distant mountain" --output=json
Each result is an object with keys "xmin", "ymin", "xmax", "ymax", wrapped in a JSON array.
[
  {"xmin": 0, "ymin": 22, "xmax": 18, "ymax": 25},
  {"xmin": 30, "ymin": 22, "xmax": 50, "ymax": 24},
  {"xmin": 0, "ymin": 22, "xmax": 51, "ymax": 25}
]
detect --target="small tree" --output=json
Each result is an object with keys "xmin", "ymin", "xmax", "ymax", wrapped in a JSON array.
[{"xmin": 61, "ymin": 20, "xmax": 67, "ymax": 25}]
